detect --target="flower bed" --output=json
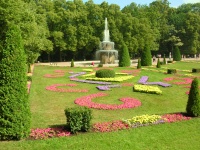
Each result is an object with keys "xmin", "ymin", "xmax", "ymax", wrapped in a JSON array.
[
  {"xmin": 69, "ymin": 72, "xmax": 86, "ymax": 78},
  {"xmin": 46, "ymin": 83, "xmax": 88, "ymax": 92},
  {"xmin": 133, "ymin": 84, "xmax": 162, "ymax": 94},
  {"xmin": 122, "ymin": 114, "xmax": 165, "ymax": 128},
  {"xmin": 162, "ymin": 113, "xmax": 191, "ymax": 123},
  {"xmin": 86, "ymin": 75, "xmax": 134, "ymax": 82},
  {"xmin": 74, "ymin": 93, "xmax": 142, "ymax": 110},
  {"xmin": 44, "ymin": 70, "xmax": 65, "ymax": 78},
  {"xmin": 138, "ymin": 76, "xmax": 171, "ymax": 87},
  {"xmin": 138, "ymin": 76, "xmax": 149, "ymax": 84},
  {"xmin": 70, "ymin": 78, "xmax": 111, "ymax": 85},
  {"xmin": 122, "ymin": 83, "xmax": 134, "ymax": 86},
  {"xmin": 163, "ymin": 77, "xmax": 193, "ymax": 85},
  {"xmin": 96, "ymin": 84, "xmax": 121, "ymax": 91},
  {"xmin": 92, "ymin": 120, "xmax": 130, "ymax": 132},
  {"xmin": 30, "ymin": 127, "xmax": 70, "ymax": 140}
]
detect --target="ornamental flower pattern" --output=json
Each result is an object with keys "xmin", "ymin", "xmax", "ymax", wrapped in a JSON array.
[
  {"xmin": 96, "ymin": 84, "xmax": 121, "ymax": 91},
  {"xmin": 44, "ymin": 70, "xmax": 66, "ymax": 78},
  {"xmin": 75, "ymin": 93, "xmax": 142, "ymax": 110},
  {"xmin": 46, "ymin": 83, "xmax": 88, "ymax": 92},
  {"xmin": 138, "ymin": 76, "xmax": 171, "ymax": 87},
  {"xmin": 163, "ymin": 77, "xmax": 193, "ymax": 85}
]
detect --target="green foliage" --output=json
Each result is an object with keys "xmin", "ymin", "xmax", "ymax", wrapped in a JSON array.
[
  {"xmin": 98, "ymin": 63, "xmax": 103, "ymax": 67},
  {"xmin": 173, "ymin": 46, "xmax": 181, "ymax": 61},
  {"xmin": 0, "ymin": 24, "xmax": 31, "ymax": 140},
  {"xmin": 167, "ymin": 69, "xmax": 177, "ymax": 74},
  {"xmin": 163, "ymin": 55, "xmax": 166, "ymax": 65},
  {"xmin": 192, "ymin": 68, "xmax": 200, "ymax": 73},
  {"xmin": 27, "ymin": 76, "xmax": 32, "ymax": 81},
  {"xmin": 167, "ymin": 60, "xmax": 173, "ymax": 63},
  {"xmin": 71, "ymin": 59, "xmax": 74, "ymax": 67},
  {"xmin": 141, "ymin": 45, "xmax": 152, "ymax": 66},
  {"xmin": 64, "ymin": 107, "xmax": 92, "ymax": 134},
  {"xmin": 118, "ymin": 43, "xmax": 131, "ymax": 67},
  {"xmin": 156, "ymin": 58, "xmax": 161, "ymax": 68},
  {"xmin": 186, "ymin": 78, "xmax": 200, "ymax": 117},
  {"xmin": 137, "ymin": 58, "xmax": 141, "ymax": 69},
  {"xmin": 95, "ymin": 69, "xmax": 115, "ymax": 78}
]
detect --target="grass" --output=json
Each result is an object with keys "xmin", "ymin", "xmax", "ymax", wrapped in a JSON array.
[{"xmin": 0, "ymin": 61, "xmax": 200, "ymax": 150}]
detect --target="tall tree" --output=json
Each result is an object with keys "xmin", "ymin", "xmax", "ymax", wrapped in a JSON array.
[
  {"xmin": 141, "ymin": 45, "xmax": 152, "ymax": 66},
  {"xmin": 118, "ymin": 43, "xmax": 131, "ymax": 67},
  {"xmin": 0, "ymin": 24, "xmax": 31, "ymax": 140}
]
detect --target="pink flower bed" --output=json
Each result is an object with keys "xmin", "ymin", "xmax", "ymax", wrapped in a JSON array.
[
  {"xmin": 74, "ymin": 92, "xmax": 141, "ymax": 110},
  {"xmin": 46, "ymin": 83, "xmax": 88, "ymax": 92},
  {"xmin": 44, "ymin": 70, "xmax": 66, "ymax": 78},
  {"xmin": 162, "ymin": 113, "xmax": 191, "ymax": 123},
  {"xmin": 163, "ymin": 77, "xmax": 193, "ymax": 85},
  {"xmin": 30, "ymin": 127, "xmax": 70, "ymax": 140},
  {"xmin": 93, "ymin": 120, "xmax": 130, "ymax": 132}
]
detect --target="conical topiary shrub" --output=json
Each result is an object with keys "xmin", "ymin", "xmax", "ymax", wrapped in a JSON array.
[
  {"xmin": 71, "ymin": 59, "xmax": 74, "ymax": 67},
  {"xmin": 141, "ymin": 45, "xmax": 152, "ymax": 66},
  {"xmin": 163, "ymin": 55, "xmax": 166, "ymax": 65},
  {"xmin": 173, "ymin": 46, "xmax": 181, "ymax": 61},
  {"xmin": 0, "ymin": 24, "xmax": 31, "ymax": 140},
  {"xmin": 137, "ymin": 58, "xmax": 141, "ymax": 69},
  {"xmin": 186, "ymin": 78, "xmax": 200, "ymax": 117},
  {"xmin": 118, "ymin": 43, "xmax": 131, "ymax": 67},
  {"xmin": 156, "ymin": 58, "xmax": 161, "ymax": 68}
]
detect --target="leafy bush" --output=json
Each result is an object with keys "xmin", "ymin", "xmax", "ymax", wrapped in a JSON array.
[
  {"xmin": 167, "ymin": 69, "xmax": 177, "ymax": 74},
  {"xmin": 71, "ymin": 59, "xmax": 74, "ymax": 67},
  {"xmin": 95, "ymin": 69, "xmax": 115, "ymax": 78},
  {"xmin": 27, "ymin": 76, "xmax": 32, "ymax": 81},
  {"xmin": 118, "ymin": 43, "xmax": 131, "ymax": 67},
  {"xmin": 186, "ymin": 78, "xmax": 200, "ymax": 117},
  {"xmin": 173, "ymin": 46, "xmax": 181, "ymax": 61},
  {"xmin": 167, "ymin": 60, "xmax": 173, "ymax": 63},
  {"xmin": 156, "ymin": 58, "xmax": 161, "ymax": 68},
  {"xmin": 0, "ymin": 24, "xmax": 31, "ymax": 140},
  {"xmin": 141, "ymin": 45, "xmax": 152, "ymax": 66},
  {"xmin": 163, "ymin": 55, "xmax": 167, "ymax": 65},
  {"xmin": 98, "ymin": 63, "xmax": 103, "ymax": 67},
  {"xmin": 192, "ymin": 68, "xmax": 200, "ymax": 73},
  {"xmin": 64, "ymin": 107, "xmax": 92, "ymax": 134},
  {"xmin": 137, "ymin": 58, "xmax": 141, "ymax": 69}
]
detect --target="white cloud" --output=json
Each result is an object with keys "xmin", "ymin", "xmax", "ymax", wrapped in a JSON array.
[{"xmin": 184, "ymin": 0, "xmax": 200, "ymax": 3}]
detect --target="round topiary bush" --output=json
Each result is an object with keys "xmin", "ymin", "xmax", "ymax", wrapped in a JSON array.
[{"xmin": 95, "ymin": 69, "xmax": 115, "ymax": 78}]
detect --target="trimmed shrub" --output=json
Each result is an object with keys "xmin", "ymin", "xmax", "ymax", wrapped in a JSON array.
[
  {"xmin": 95, "ymin": 69, "xmax": 115, "ymax": 78},
  {"xmin": 141, "ymin": 45, "xmax": 152, "ymax": 66},
  {"xmin": 71, "ymin": 59, "xmax": 74, "ymax": 67},
  {"xmin": 137, "ymin": 58, "xmax": 141, "ymax": 69},
  {"xmin": 118, "ymin": 43, "xmax": 131, "ymax": 67},
  {"xmin": 27, "ymin": 76, "xmax": 32, "ymax": 81},
  {"xmin": 163, "ymin": 55, "xmax": 166, "ymax": 65},
  {"xmin": 64, "ymin": 107, "xmax": 92, "ymax": 134},
  {"xmin": 167, "ymin": 69, "xmax": 177, "ymax": 74},
  {"xmin": 173, "ymin": 46, "xmax": 181, "ymax": 61},
  {"xmin": 192, "ymin": 68, "xmax": 200, "ymax": 73},
  {"xmin": 186, "ymin": 78, "xmax": 200, "ymax": 117},
  {"xmin": 167, "ymin": 60, "xmax": 173, "ymax": 63},
  {"xmin": 156, "ymin": 58, "xmax": 161, "ymax": 68},
  {"xmin": 98, "ymin": 63, "xmax": 103, "ymax": 67},
  {"xmin": 0, "ymin": 24, "xmax": 31, "ymax": 140}
]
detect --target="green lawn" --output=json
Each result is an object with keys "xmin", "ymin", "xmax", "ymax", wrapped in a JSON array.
[{"xmin": 0, "ymin": 61, "xmax": 200, "ymax": 150}]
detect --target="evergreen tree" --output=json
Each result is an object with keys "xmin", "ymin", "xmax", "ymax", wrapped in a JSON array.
[
  {"xmin": 137, "ymin": 58, "xmax": 141, "ymax": 69},
  {"xmin": 163, "ymin": 55, "xmax": 167, "ymax": 65},
  {"xmin": 173, "ymin": 46, "xmax": 181, "ymax": 61},
  {"xmin": 118, "ymin": 43, "xmax": 131, "ymax": 67},
  {"xmin": 141, "ymin": 45, "xmax": 152, "ymax": 66},
  {"xmin": 71, "ymin": 59, "xmax": 74, "ymax": 67},
  {"xmin": 186, "ymin": 78, "xmax": 200, "ymax": 117},
  {"xmin": 156, "ymin": 58, "xmax": 161, "ymax": 68},
  {"xmin": 0, "ymin": 24, "xmax": 31, "ymax": 140}
]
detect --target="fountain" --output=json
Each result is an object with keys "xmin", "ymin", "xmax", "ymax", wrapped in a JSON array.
[{"xmin": 95, "ymin": 18, "xmax": 118, "ymax": 64}]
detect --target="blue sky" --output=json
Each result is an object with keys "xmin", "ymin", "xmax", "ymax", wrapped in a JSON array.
[{"xmin": 82, "ymin": 0, "xmax": 200, "ymax": 8}]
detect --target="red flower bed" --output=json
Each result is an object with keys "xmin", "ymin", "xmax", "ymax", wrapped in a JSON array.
[
  {"xmin": 93, "ymin": 120, "xmax": 130, "ymax": 132},
  {"xmin": 46, "ymin": 83, "xmax": 88, "ymax": 92},
  {"xmin": 44, "ymin": 70, "xmax": 66, "ymax": 78},
  {"xmin": 163, "ymin": 77, "xmax": 193, "ymax": 85},
  {"xmin": 162, "ymin": 113, "xmax": 191, "ymax": 123},
  {"xmin": 122, "ymin": 83, "xmax": 134, "ymax": 86},
  {"xmin": 75, "ymin": 92, "xmax": 141, "ymax": 110},
  {"xmin": 30, "ymin": 127, "xmax": 70, "ymax": 140}
]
